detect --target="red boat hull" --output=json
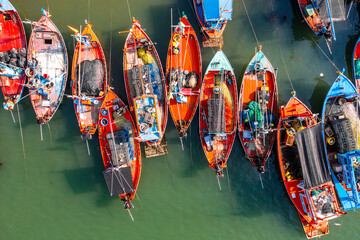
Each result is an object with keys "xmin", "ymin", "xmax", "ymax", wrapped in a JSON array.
[
  {"xmin": 98, "ymin": 90, "xmax": 141, "ymax": 203},
  {"xmin": 0, "ymin": 5, "xmax": 27, "ymax": 110}
]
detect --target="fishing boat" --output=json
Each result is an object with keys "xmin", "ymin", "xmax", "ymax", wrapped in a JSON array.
[
  {"xmin": 322, "ymin": 72, "xmax": 360, "ymax": 210},
  {"xmin": 193, "ymin": 0, "xmax": 232, "ymax": 39},
  {"xmin": 166, "ymin": 14, "xmax": 202, "ymax": 142},
  {"xmin": 69, "ymin": 21, "xmax": 107, "ymax": 140},
  {"xmin": 26, "ymin": 9, "xmax": 68, "ymax": 125},
  {"xmin": 0, "ymin": 0, "xmax": 27, "ymax": 110},
  {"xmin": 277, "ymin": 95, "xmax": 343, "ymax": 238},
  {"xmin": 199, "ymin": 50, "xmax": 237, "ymax": 177},
  {"xmin": 98, "ymin": 90, "xmax": 141, "ymax": 215},
  {"xmin": 297, "ymin": 0, "xmax": 345, "ymax": 52},
  {"xmin": 352, "ymin": 37, "xmax": 360, "ymax": 89},
  {"xmin": 123, "ymin": 18, "xmax": 167, "ymax": 146},
  {"xmin": 238, "ymin": 46, "xmax": 278, "ymax": 173}
]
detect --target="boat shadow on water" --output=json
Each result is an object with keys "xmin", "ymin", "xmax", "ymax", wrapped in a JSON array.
[
  {"xmin": 309, "ymin": 77, "xmax": 331, "ymax": 114},
  {"xmin": 226, "ymin": 139, "xmax": 305, "ymax": 237},
  {"xmin": 59, "ymin": 134, "xmax": 114, "ymax": 207}
]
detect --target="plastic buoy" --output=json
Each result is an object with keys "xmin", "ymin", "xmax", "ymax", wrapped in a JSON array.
[{"xmin": 326, "ymin": 137, "xmax": 335, "ymax": 145}]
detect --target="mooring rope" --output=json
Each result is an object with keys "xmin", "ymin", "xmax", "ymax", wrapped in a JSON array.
[
  {"xmin": 17, "ymin": 104, "xmax": 27, "ymax": 183},
  {"xmin": 46, "ymin": 0, "xmax": 50, "ymax": 12},
  {"xmin": 311, "ymin": 38, "xmax": 340, "ymax": 72},
  {"xmin": 108, "ymin": 2, "xmax": 113, "ymax": 88},
  {"xmin": 126, "ymin": 0, "xmax": 132, "ymax": 21},
  {"xmin": 269, "ymin": 0, "xmax": 294, "ymax": 92},
  {"xmin": 47, "ymin": 122, "xmax": 52, "ymax": 146},
  {"xmin": 241, "ymin": 0, "xmax": 260, "ymax": 47},
  {"xmin": 88, "ymin": 0, "xmax": 91, "ymax": 23}
]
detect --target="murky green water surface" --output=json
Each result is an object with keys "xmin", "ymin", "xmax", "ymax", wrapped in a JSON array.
[{"xmin": 1, "ymin": 0, "xmax": 360, "ymax": 239}]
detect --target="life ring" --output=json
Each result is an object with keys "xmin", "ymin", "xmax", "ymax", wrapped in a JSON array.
[
  {"xmin": 91, "ymin": 41, "xmax": 98, "ymax": 48},
  {"xmin": 139, "ymin": 123, "xmax": 149, "ymax": 132},
  {"xmin": 99, "ymin": 126, "xmax": 105, "ymax": 133},
  {"xmin": 213, "ymin": 86, "xmax": 220, "ymax": 94},
  {"xmin": 25, "ymin": 68, "xmax": 34, "ymax": 77},
  {"xmin": 338, "ymin": 98, "xmax": 347, "ymax": 105},
  {"xmin": 100, "ymin": 118, "xmax": 108, "ymax": 126},
  {"xmin": 254, "ymin": 62, "xmax": 262, "ymax": 72},
  {"xmin": 101, "ymin": 109, "xmax": 109, "ymax": 116},
  {"xmin": 173, "ymin": 33, "xmax": 181, "ymax": 42},
  {"xmin": 173, "ymin": 47, "xmax": 180, "ymax": 55}
]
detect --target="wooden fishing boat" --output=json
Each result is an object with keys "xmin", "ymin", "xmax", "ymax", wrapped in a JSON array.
[
  {"xmin": 352, "ymin": 37, "xmax": 360, "ymax": 89},
  {"xmin": 277, "ymin": 95, "xmax": 343, "ymax": 239},
  {"xmin": 123, "ymin": 18, "xmax": 167, "ymax": 146},
  {"xmin": 297, "ymin": 0, "xmax": 332, "ymax": 40},
  {"xmin": 322, "ymin": 72, "xmax": 360, "ymax": 210},
  {"xmin": 26, "ymin": 9, "xmax": 68, "ymax": 125},
  {"xmin": 98, "ymin": 90, "xmax": 141, "ymax": 211},
  {"xmin": 199, "ymin": 50, "xmax": 237, "ymax": 177},
  {"xmin": 297, "ymin": 0, "xmax": 345, "ymax": 51},
  {"xmin": 70, "ymin": 22, "xmax": 107, "ymax": 140},
  {"xmin": 238, "ymin": 46, "xmax": 278, "ymax": 173},
  {"xmin": 166, "ymin": 14, "xmax": 202, "ymax": 140},
  {"xmin": 193, "ymin": 0, "xmax": 232, "ymax": 39},
  {"xmin": 0, "ymin": 0, "xmax": 27, "ymax": 110}
]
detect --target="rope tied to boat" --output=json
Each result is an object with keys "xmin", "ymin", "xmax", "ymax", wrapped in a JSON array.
[{"xmin": 241, "ymin": 0, "xmax": 260, "ymax": 47}]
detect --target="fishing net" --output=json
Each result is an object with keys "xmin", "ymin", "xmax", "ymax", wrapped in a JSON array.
[
  {"xmin": 318, "ymin": 0, "xmax": 346, "ymax": 22},
  {"xmin": 208, "ymin": 97, "xmax": 225, "ymax": 133},
  {"xmin": 295, "ymin": 124, "xmax": 332, "ymax": 189},
  {"xmin": 75, "ymin": 59, "xmax": 105, "ymax": 96},
  {"xmin": 106, "ymin": 130, "xmax": 133, "ymax": 166}
]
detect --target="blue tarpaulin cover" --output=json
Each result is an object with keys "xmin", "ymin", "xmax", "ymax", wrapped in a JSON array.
[{"xmin": 203, "ymin": 0, "xmax": 233, "ymax": 22}]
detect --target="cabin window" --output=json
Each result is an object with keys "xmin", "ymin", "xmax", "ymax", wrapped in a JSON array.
[
  {"xmin": 4, "ymin": 14, "xmax": 12, "ymax": 21},
  {"xmin": 44, "ymin": 39, "xmax": 52, "ymax": 45}
]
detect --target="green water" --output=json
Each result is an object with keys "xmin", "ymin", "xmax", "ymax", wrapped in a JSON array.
[{"xmin": 1, "ymin": 0, "xmax": 360, "ymax": 239}]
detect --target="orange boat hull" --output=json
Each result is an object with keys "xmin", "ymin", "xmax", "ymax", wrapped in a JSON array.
[
  {"xmin": 71, "ymin": 23, "xmax": 107, "ymax": 138},
  {"xmin": 166, "ymin": 16, "xmax": 202, "ymax": 137}
]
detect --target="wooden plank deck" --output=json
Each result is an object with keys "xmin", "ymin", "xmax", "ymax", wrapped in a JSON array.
[{"xmin": 144, "ymin": 136, "xmax": 168, "ymax": 158}]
